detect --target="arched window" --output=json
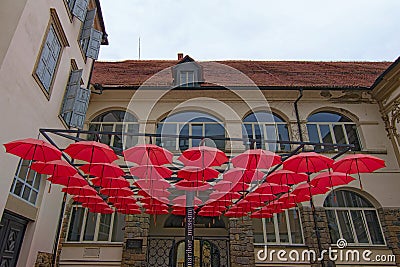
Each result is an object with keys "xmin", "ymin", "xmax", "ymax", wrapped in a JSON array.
[
  {"xmin": 67, "ymin": 204, "xmax": 125, "ymax": 242},
  {"xmin": 174, "ymin": 240, "xmax": 220, "ymax": 266},
  {"xmin": 88, "ymin": 110, "xmax": 139, "ymax": 149},
  {"xmin": 156, "ymin": 111, "xmax": 225, "ymax": 152},
  {"xmin": 253, "ymin": 208, "xmax": 303, "ymax": 245},
  {"xmin": 307, "ymin": 111, "xmax": 361, "ymax": 151},
  {"xmin": 324, "ymin": 190, "xmax": 385, "ymax": 245},
  {"xmin": 243, "ymin": 111, "xmax": 290, "ymax": 151}
]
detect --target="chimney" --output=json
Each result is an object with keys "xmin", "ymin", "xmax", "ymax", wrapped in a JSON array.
[{"xmin": 177, "ymin": 53, "xmax": 184, "ymax": 60}]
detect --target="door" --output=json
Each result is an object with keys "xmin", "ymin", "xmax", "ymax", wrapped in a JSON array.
[{"xmin": 0, "ymin": 211, "xmax": 28, "ymax": 267}]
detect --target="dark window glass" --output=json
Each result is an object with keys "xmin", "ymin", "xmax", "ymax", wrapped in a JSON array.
[{"xmin": 67, "ymin": 207, "xmax": 85, "ymax": 241}]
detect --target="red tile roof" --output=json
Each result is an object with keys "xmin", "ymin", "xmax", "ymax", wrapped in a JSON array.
[{"xmin": 92, "ymin": 60, "xmax": 392, "ymax": 89}]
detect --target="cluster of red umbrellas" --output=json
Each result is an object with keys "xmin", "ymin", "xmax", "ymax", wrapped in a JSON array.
[{"xmin": 3, "ymin": 138, "xmax": 386, "ymax": 218}]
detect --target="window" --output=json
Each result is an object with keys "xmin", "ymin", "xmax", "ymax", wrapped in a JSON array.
[
  {"xmin": 67, "ymin": 205, "xmax": 125, "ymax": 242},
  {"xmin": 307, "ymin": 112, "xmax": 361, "ymax": 151},
  {"xmin": 79, "ymin": 9, "xmax": 102, "ymax": 59},
  {"xmin": 10, "ymin": 160, "xmax": 41, "ymax": 205},
  {"xmin": 324, "ymin": 190, "xmax": 385, "ymax": 245},
  {"xmin": 243, "ymin": 111, "xmax": 290, "ymax": 151},
  {"xmin": 33, "ymin": 9, "xmax": 68, "ymax": 97},
  {"xmin": 88, "ymin": 110, "xmax": 139, "ymax": 149},
  {"xmin": 179, "ymin": 71, "xmax": 195, "ymax": 87},
  {"xmin": 175, "ymin": 240, "xmax": 220, "ymax": 266},
  {"xmin": 156, "ymin": 111, "xmax": 225, "ymax": 152},
  {"xmin": 66, "ymin": 0, "xmax": 89, "ymax": 21},
  {"xmin": 253, "ymin": 208, "xmax": 303, "ymax": 245}
]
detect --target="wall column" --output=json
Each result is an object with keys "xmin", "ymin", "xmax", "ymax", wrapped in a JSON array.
[
  {"xmin": 229, "ymin": 216, "xmax": 256, "ymax": 267},
  {"xmin": 379, "ymin": 208, "xmax": 400, "ymax": 266}
]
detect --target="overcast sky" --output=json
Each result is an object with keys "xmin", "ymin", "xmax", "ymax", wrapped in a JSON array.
[{"xmin": 98, "ymin": 0, "xmax": 400, "ymax": 62}]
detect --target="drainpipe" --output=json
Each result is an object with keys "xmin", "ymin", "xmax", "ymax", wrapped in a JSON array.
[{"xmin": 294, "ymin": 88, "xmax": 304, "ymax": 142}]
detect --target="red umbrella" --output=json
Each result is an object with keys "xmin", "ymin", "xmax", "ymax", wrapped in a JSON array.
[
  {"xmin": 130, "ymin": 165, "xmax": 172, "ymax": 180},
  {"xmin": 117, "ymin": 208, "xmax": 142, "ymax": 215},
  {"xmin": 80, "ymin": 162, "xmax": 124, "ymax": 177},
  {"xmin": 171, "ymin": 208, "xmax": 187, "ymax": 216},
  {"xmin": 224, "ymin": 210, "xmax": 248, "ymax": 217},
  {"xmin": 213, "ymin": 180, "xmax": 249, "ymax": 192},
  {"xmin": 64, "ymin": 141, "xmax": 118, "ymax": 163},
  {"xmin": 145, "ymin": 209, "xmax": 169, "ymax": 215},
  {"xmin": 251, "ymin": 209, "xmax": 273, "ymax": 218},
  {"xmin": 254, "ymin": 183, "xmax": 290, "ymax": 195},
  {"xmin": 332, "ymin": 154, "xmax": 385, "ymax": 189},
  {"xmin": 233, "ymin": 200, "xmax": 262, "ymax": 211},
  {"xmin": 62, "ymin": 185, "xmax": 98, "ymax": 196},
  {"xmin": 208, "ymin": 191, "xmax": 241, "ymax": 201},
  {"xmin": 174, "ymin": 180, "xmax": 211, "ymax": 191},
  {"xmin": 143, "ymin": 203, "xmax": 169, "ymax": 210},
  {"xmin": 311, "ymin": 172, "xmax": 356, "ymax": 188},
  {"xmin": 31, "ymin": 160, "xmax": 77, "ymax": 176},
  {"xmin": 108, "ymin": 196, "xmax": 137, "ymax": 205},
  {"xmin": 140, "ymin": 197, "xmax": 169, "ymax": 205},
  {"xmin": 88, "ymin": 206, "xmax": 114, "ymax": 214},
  {"xmin": 81, "ymin": 201, "xmax": 109, "ymax": 209},
  {"xmin": 134, "ymin": 179, "xmax": 171, "ymax": 190},
  {"xmin": 200, "ymin": 205, "xmax": 228, "ymax": 212},
  {"xmin": 204, "ymin": 199, "xmax": 233, "ymax": 206},
  {"xmin": 48, "ymin": 174, "xmax": 88, "ymax": 187},
  {"xmin": 137, "ymin": 189, "xmax": 171, "ymax": 198},
  {"xmin": 73, "ymin": 195, "xmax": 104, "ymax": 204},
  {"xmin": 222, "ymin": 168, "xmax": 265, "ymax": 183},
  {"xmin": 197, "ymin": 210, "xmax": 222, "ymax": 217},
  {"xmin": 113, "ymin": 202, "xmax": 140, "ymax": 209},
  {"xmin": 172, "ymin": 195, "xmax": 202, "ymax": 207},
  {"xmin": 292, "ymin": 183, "xmax": 330, "ymax": 196},
  {"xmin": 178, "ymin": 146, "xmax": 228, "ymax": 168},
  {"xmin": 177, "ymin": 166, "xmax": 219, "ymax": 181},
  {"xmin": 91, "ymin": 176, "xmax": 130, "ymax": 188},
  {"xmin": 278, "ymin": 193, "xmax": 310, "ymax": 204},
  {"xmin": 243, "ymin": 192, "xmax": 276, "ymax": 203},
  {"xmin": 231, "ymin": 149, "xmax": 281, "ymax": 170},
  {"xmin": 283, "ymin": 152, "xmax": 334, "ymax": 173},
  {"xmin": 123, "ymin": 144, "xmax": 173, "ymax": 165},
  {"xmin": 100, "ymin": 187, "xmax": 133, "ymax": 197},
  {"xmin": 267, "ymin": 170, "xmax": 308, "ymax": 185},
  {"xmin": 3, "ymin": 138, "xmax": 62, "ymax": 162}
]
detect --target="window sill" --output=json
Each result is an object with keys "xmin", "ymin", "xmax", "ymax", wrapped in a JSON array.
[{"xmin": 62, "ymin": 242, "xmax": 123, "ymax": 247}]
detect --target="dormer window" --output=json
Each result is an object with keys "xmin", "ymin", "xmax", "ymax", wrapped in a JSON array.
[{"xmin": 172, "ymin": 54, "xmax": 203, "ymax": 87}]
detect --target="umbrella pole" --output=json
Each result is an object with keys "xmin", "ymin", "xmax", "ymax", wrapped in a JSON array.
[
  {"xmin": 51, "ymin": 192, "xmax": 67, "ymax": 267},
  {"xmin": 185, "ymin": 190, "xmax": 195, "ymax": 267},
  {"xmin": 355, "ymin": 159, "xmax": 363, "ymax": 190}
]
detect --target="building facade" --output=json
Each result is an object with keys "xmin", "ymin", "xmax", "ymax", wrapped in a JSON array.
[
  {"xmin": 0, "ymin": 0, "xmax": 107, "ymax": 266},
  {"xmin": 57, "ymin": 55, "xmax": 400, "ymax": 267}
]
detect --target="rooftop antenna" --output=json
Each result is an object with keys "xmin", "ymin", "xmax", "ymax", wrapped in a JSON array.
[{"xmin": 138, "ymin": 37, "xmax": 141, "ymax": 60}]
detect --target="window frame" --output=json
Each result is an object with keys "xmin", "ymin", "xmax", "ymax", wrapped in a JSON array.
[
  {"xmin": 66, "ymin": 205, "xmax": 125, "ymax": 243},
  {"xmin": 253, "ymin": 208, "xmax": 304, "ymax": 246},
  {"xmin": 10, "ymin": 160, "xmax": 42, "ymax": 206},
  {"xmin": 32, "ymin": 9, "xmax": 69, "ymax": 100},
  {"xmin": 306, "ymin": 112, "xmax": 362, "ymax": 152}
]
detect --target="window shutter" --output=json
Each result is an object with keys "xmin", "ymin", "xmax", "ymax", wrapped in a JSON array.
[
  {"xmin": 71, "ymin": 0, "xmax": 89, "ymax": 22},
  {"xmin": 86, "ymin": 29, "xmax": 102, "ymax": 59},
  {"xmin": 60, "ymin": 69, "xmax": 91, "ymax": 129},
  {"xmin": 80, "ymin": 9, "xmax": 96, "ymax": 53}
]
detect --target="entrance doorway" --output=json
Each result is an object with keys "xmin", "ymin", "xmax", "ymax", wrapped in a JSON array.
[
  {"xmin": 0, "ymin": 211, "xmax": 28, "ymax": 267},
  {"xmin": 174, "ymin": 239, "xmax": 221, "ymax": 267}
]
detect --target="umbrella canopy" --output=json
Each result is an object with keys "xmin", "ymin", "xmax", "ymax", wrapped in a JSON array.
[
  {"xmin": 178, "ymin": 146, "xmax": 228, "ymax": 167},
  {"xmin": 251, "ymin": 209, "xmax": 273, "ymax": 218},
  {"xmin": 73, "ymin": 195, "xmax": 104, "ymax": 204},
  {"xmin": 222, "ymin": 168, "xmax": 265, "ymax": 183},
  {"xmin": 88, "ymin": 206, "xmax": 114, "ymax": 214},
  {"xmin": 311, "ymin": 172, "xmax": 356, "ymax": 188},
  {"xmin": 109, "ymin": 196, "xmax": 137, "ymax": 203},
  {"xmin": 243, "ymin": 192, "xmax": 276, "ymax": 203},
  {"xmin": 100, "ymin": 187, "xmax": 133, "ymax": 197},
  {"xmin": 113, "ymin": 202, "xmax": 140, "ymax": 209},
  {"xmin": 145, "ymin": 209, "xmax": 169, "ymax": 215},
  {"xmin": 332, "ymin": 154, "xmax": 385, "ymax": 174},
  {"xmin": 91, "ymin": 176, "xmax": 130, "ymax": 188},
  {"xmin": 213, "ymin": 180, "xmax": 249, "ymax": 192},
  {"xmin": 278, "ymin": 193, "xmax": 310, "ymax": 204},
  {"xmin": 177, "ymin": 166, "xmax": 220, "ymax": 182},
  {"xmin": 171, "ymin": 208, "xmax": 187, "ymax": 216},
  {"xmin": 130, "ymin": 165, "xmax": 172, "ymax": 180},
  {"xmin": 143, "ymin": 203, "xmax": 169, "ymax": 210},
  {"xmin": 62, "ymin": 185, "xmax": 98, "ymax": 196},
  {"xmin": 231, "ymin": 149, "xmax": 281, "ymax": 170},
  {"xmin": 134, "ymin": 179, "xmax": 171, "ymax": 190},
  {"xmin": 208, "ymin": 191, "xmax": 241, "ymax": 201},
  {"xmin": 117, "ymin": 208, "xmax": 142, "ymax": 215},
  {"xmin": 197, "ymin": 210, "xmax": 222, "ymax": 217},
  {"xmin": 172, "ymin": 195, "xmax": 202, "ymax": 207},
  {"xmin": 200, "ymin": 205, "xmax": 228, "ymax": 212},
  {"xmin": 140, "ymin": 197, "xmax": 169, "ymax": 205},
  {"xmin": 31, "ymin": 160, "xmax": 77, "ymax": 176},
  {"xmin": 267, "ymin": 170, "xmax": 308, "ymax": 185},
  {"xmin": 47, "ymin": 174, "xmax": 88, "ymax": 187},
  {"xmin": 123, "ymin": 144, "xmax": 173, "ymax": 165},
  {"xmin": 283, "ymin": 152, "xmax": 334, "ymax": 173},
  {"xmin": 79, "ymin": 162, "xmax": 124, "ymax": 177},
  {"xmin": 64, "ymin": 141, "xmax": 118, "ymax": 163},
  {"xmin": 174, "ymin": 180, "xmax": 211, "ymax": 191},
  {"xmin": 137, "ymin": 189, "xmax": 171, "ymax": 198},
  {"xmin": 3, "ymin": 138, "xmax": 62, "ymax": 162},
  {"xmin": 224, "ymin": 209, "xmax": 248, "ymax": 217},
  {"xmin": 254, "ymin": 183, "xmax": 290, "ymax": 195},
  {"xmin": 292, "ymin": 183, "xmax": 330, "ymax": 196}
]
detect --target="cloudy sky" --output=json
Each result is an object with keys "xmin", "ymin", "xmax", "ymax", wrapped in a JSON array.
[{"xmin": 98, "ymin": 0, "xmax": 400, "ymax": 62}]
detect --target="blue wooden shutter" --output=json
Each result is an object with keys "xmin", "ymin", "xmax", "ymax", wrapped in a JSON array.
[
  {"xmin": 71, "ymin": 0, "xmax": 89, "ymax": 22},
  {"xmin": 60, "ymin": 69, "xmax": 91, "ymax": 129},
  {"xmin": 86, "ymin": 29, "xmax": 102, "ymax": 59},
  {"xmin": 80, "ymin": 9, "xmax": 96, "ymax": 53}
]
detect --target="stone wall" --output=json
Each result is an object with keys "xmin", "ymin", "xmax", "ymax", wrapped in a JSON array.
[
  {"xmin": 301, "ymin": 206, "xmax": 334, "ymax": 267},
  {"xmin": 121, "ymin": 214, "xmax": 150, "ymax": 267},
  {"xmin": 379, "ymin": 208, "xmax": 400, "ymax": 266},
  {"xmin": 229, "ymin": 216, "xmax": 256, "ymax": 267}
]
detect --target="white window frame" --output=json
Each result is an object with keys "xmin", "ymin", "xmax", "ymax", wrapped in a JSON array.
[
  {"xmin": 179, "ymin": 71, "xmax": 195, "ymax": 87},
  {"xmin": 306, "ymin": 121, "xmax": 361, "ymax": 151},
  {"xmin": 325, "ymin": 206, "xmax": 386, "ymax": 246},
  {"xmin": 254, "ymin": 208, "xmax": 304, "ymax": 246},
  {"xmin": 10, "ymin": 160, "xmax": 41, "ymax": 206},
  {"xmin": 66, "ymin": 205, "xmax": 124, "ymax": 243},
  {"xmin": 243, "ymin": 121, "xmax": 290, "ymax": 152},
  {"xmin": 88, "ymin": 121, "xmax": 139, "ymax": 148}
]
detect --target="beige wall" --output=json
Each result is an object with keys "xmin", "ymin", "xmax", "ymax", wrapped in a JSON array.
[{"xmin": 0, "ymin": 0, "xmax": 99, "ymax": 266}]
